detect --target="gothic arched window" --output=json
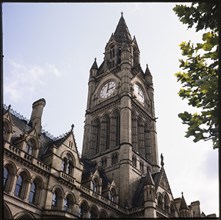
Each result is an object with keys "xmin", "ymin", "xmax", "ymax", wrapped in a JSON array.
[
  {"xmin": 4, "ymin": 163, "xmax": 16, "ymax": 193},
  {"xmin": 111, "ymin": 110, "xmax": 120, "ymax": 147},
  {"xmin": 157, "ymin": 193, "xmax": 163, "ymax": 209},
  {"xmin": 79, "ymin": 201, "xmax": 89, "ymax": 218},
  {"xmin": 132, "ymin": 111, "xmax": 138, "ymax": 152},
  {"xmin": 115, "ymin": 112, "xmax": 120, "ymax": 146},
  {"xmin": 105, "ymin": 116, "xmax": 110, "ymax": 150},
  {"xmin": 25, "ymin": 139, "xmax": 35, "ymax": 155},
  {"xmin": 91, "ymin": 119, "xmax": 101, "ymax": 155},
  {"xmin": 61, "ymin": 154, "xmax": 74, "ymax": 175},
  {"xmin": 52, "ymin": 191, "xmax": 58, "ymax": 208},
  {"xmin": 28, "ymin": 178, "xmax": 43, "ymax": 206},
  {"xmin": 164, "ymin": 193, "xmax": 170, "ymax": 212},
  {"xmin": 92, "ymin": 178, "xmax": 99, "ymax": 193},
  {"xmin": 29, "ymin": 182, "xmax": 36, "ymax": 204},
  {"xmin": 14, "ymin": 172, "xmax": 30, "ymax": 199},
  {"xmin": 138, "ymin": 118, "xmax": 145, "ymax": 155},
  {"xmin": 3, "ymin": 167, "xmax": 9, "ymax": 189},
  {"xmin": 110, "ymin": 188, "xmax": 117, "ymax": 202},
  {"xmin": 14, "ymin": 175, "xmax": 23, "ymax": 198},
  {"xmin": 90, "ymin": 205, "xmax": 99, "ymax": 218},
  {"xmin": 100, "ymin": 210, "xmax": 108, "ymax": 218},
  {"xmin": 51, "ymin": 188, "xmax": 63, "ymax": 210},
  {"xmin": 64, "ymin": 194, "xmax": 74, "ymax": 212},
  {"xmin": 144, "ymin": 122, "xmax": 151, "ymax": 161}
]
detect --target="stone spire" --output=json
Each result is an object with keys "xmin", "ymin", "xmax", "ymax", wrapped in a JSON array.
[
  {"xmin": 113, "ymin": 12, "xmax": 132, "ymax": 44},
  {"xmin": 90, "ymin": 58, "xmax": 98, "ymax": 78},
  {"xmin": 90, "ymin": 58, "xmax": 98, "ymax": 70},
  {"xmin": 180, "ymin": 192, "xmax": 188, "ymax": 210},
  {"xmin": 144, "ymin": 167, "xmax": 155, "ymax": 186}
]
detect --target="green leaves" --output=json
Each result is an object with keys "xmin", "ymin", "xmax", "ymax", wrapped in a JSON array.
[
  {"xmin": 173, "ymin": 2, "xmax": 219, "ymax": 149},
  {"xmin": 173, "ymin": 2, "xmax": 218, "ymax": 32}
]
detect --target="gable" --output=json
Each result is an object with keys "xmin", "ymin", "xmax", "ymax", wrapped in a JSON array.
[{"xmin": 157, "ymin": 168, "xmax": 173, "ymax": 195}]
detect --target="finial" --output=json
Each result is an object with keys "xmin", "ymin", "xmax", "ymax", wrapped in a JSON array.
[
  {"xmin": 121, "ymin": 12, "xmax": 123, "ymax": 17},
  {"xmin": 8, "ymin": 104, "xmax": 11, "ymax": 111},
  {"xmin": 181, "ymin": 192, "xmax": 183, "ymax": 196},
  {"xmin": 94, "ymin": 57, "xmax": 96, "ymax": 62},
  {"xmin": 71, "ymin": 124, "xmax": 74, "ymax": 131},
  {"xmin": 160, "ymin": 153, "xmax": 164, "ymax": 167}
]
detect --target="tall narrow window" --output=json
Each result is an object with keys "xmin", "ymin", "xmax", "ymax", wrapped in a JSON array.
[
  {"xmin": 90, "ymin": 206, "xmax": 99, "ymax": 218},
  {"xmin": 79, "ymin": 202, "xmax": 88, "ymax": 218},
  {"xmin": 29, "ymin": 182, "xmax": 36, "ymax": 204},
  {"xmin": 3, "ymin": 167, "xmax": 9, "ymax": 189},
  {"xmin": 14, "ymin": 175, "xmax": 23, "ymax": 198},
  {"xmin": 62, "ymin": 156, "xmax": 74, "ymax": 175},
  {"xmin": 52, "ymin": 192, "xmax": 58, "ymax": 208},
  {"xmin": 95, "ymin": 122, "xmax": 100, "ymax": 154},
  {"xmin": 25, "ymin": 139, "xmax": 35, "ymax": 155},
  {"xmin": 61, "ymin": 157, "xmax": 67, "ymax": 172},
  {"xmin": 132, "ymin": 155, "xmax": 137, "ymax": 167},
  {"xmin": 105, "ymin": 116, "xmax": 110, "ymax": 150},
  {"xmin": 92, "ymin": 179, "xmax": 99, "ymax": 193},
  {"xmin": 91, "ymin": 119, "xmax": 100, "ymax": 155},
  {"xmin": 64, "ymin": 197, "xmax": 69, "ymax": 211},
  {"xmin": 116, "ymin": 113, "xmax": 120, "ymax": 146}
]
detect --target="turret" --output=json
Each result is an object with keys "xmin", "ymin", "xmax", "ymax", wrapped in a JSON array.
[
  {"xmin": 29, "ymin": 98, "xmax": 46, "ymax": 135},
  {"xmin": 90, "ymin": 58, "xmax": 98, "ymax": 79},
  {"xmin": 179, "ymin": 192, "xmax": 190, "ymax": 217},
  {"xmin": 143, "ymin": 168, "xmax": 156, "ymax": 217},
  {"xmin": 144, "ymin": 64, "xmax": 153, "ymax": 85}
]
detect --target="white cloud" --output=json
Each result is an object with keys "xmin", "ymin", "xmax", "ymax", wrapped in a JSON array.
[{"xmin": 4, "ymin": 60, "xmax": 62, "ymax": 103}]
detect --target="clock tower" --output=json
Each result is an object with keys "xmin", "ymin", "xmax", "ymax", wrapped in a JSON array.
[{"xmin": 82, "ymin": 13, "xmax": 160, "ymax": 208}]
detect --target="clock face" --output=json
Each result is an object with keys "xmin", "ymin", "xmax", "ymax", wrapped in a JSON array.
[
  {"xmin": 134, "ymin": 84, "xmax": 144, "ymax": 104},
  {"xmin": 100, "ymin": 81, "xmax": 116, "ymax": 98}
]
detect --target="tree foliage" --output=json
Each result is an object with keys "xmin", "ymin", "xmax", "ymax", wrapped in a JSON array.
[{"xmin": 173, "ymin": 2, "xmax": 219, "ymax": 148}]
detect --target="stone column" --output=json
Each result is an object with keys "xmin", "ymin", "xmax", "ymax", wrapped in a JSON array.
[
  {"xmin": 24, "ymin": 180, "xmax": 32, "ymax": 202},
  {"xmin": 9, "ymin": 174, "xmax": 18, "ymax": 196}
]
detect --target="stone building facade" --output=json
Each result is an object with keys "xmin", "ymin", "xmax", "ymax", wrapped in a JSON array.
[{"xmin": 3, "ymin": 14, "xmax": 216, "ymax": 219}]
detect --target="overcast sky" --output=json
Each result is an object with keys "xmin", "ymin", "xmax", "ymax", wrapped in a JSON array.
[{"xmin": 3, "ymin": 3, "xmax": 219, "ymax": 216}]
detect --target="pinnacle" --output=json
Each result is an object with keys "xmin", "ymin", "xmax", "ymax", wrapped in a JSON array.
[{"xmin": 113, "ymin": 13, "xmax": 132, "ymax": 44}]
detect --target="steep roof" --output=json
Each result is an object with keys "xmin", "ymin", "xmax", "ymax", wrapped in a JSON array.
[
  {"xmin": 132, "ymin": 176, "xmax": 146, "ymax": 208},
  {"xmin": 113, "ymin": 13, "xmax": 132, "ymax": 44},
  {"xmin": 132, "ymin": 170, "xmax": 155, "ymax": 208}
]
